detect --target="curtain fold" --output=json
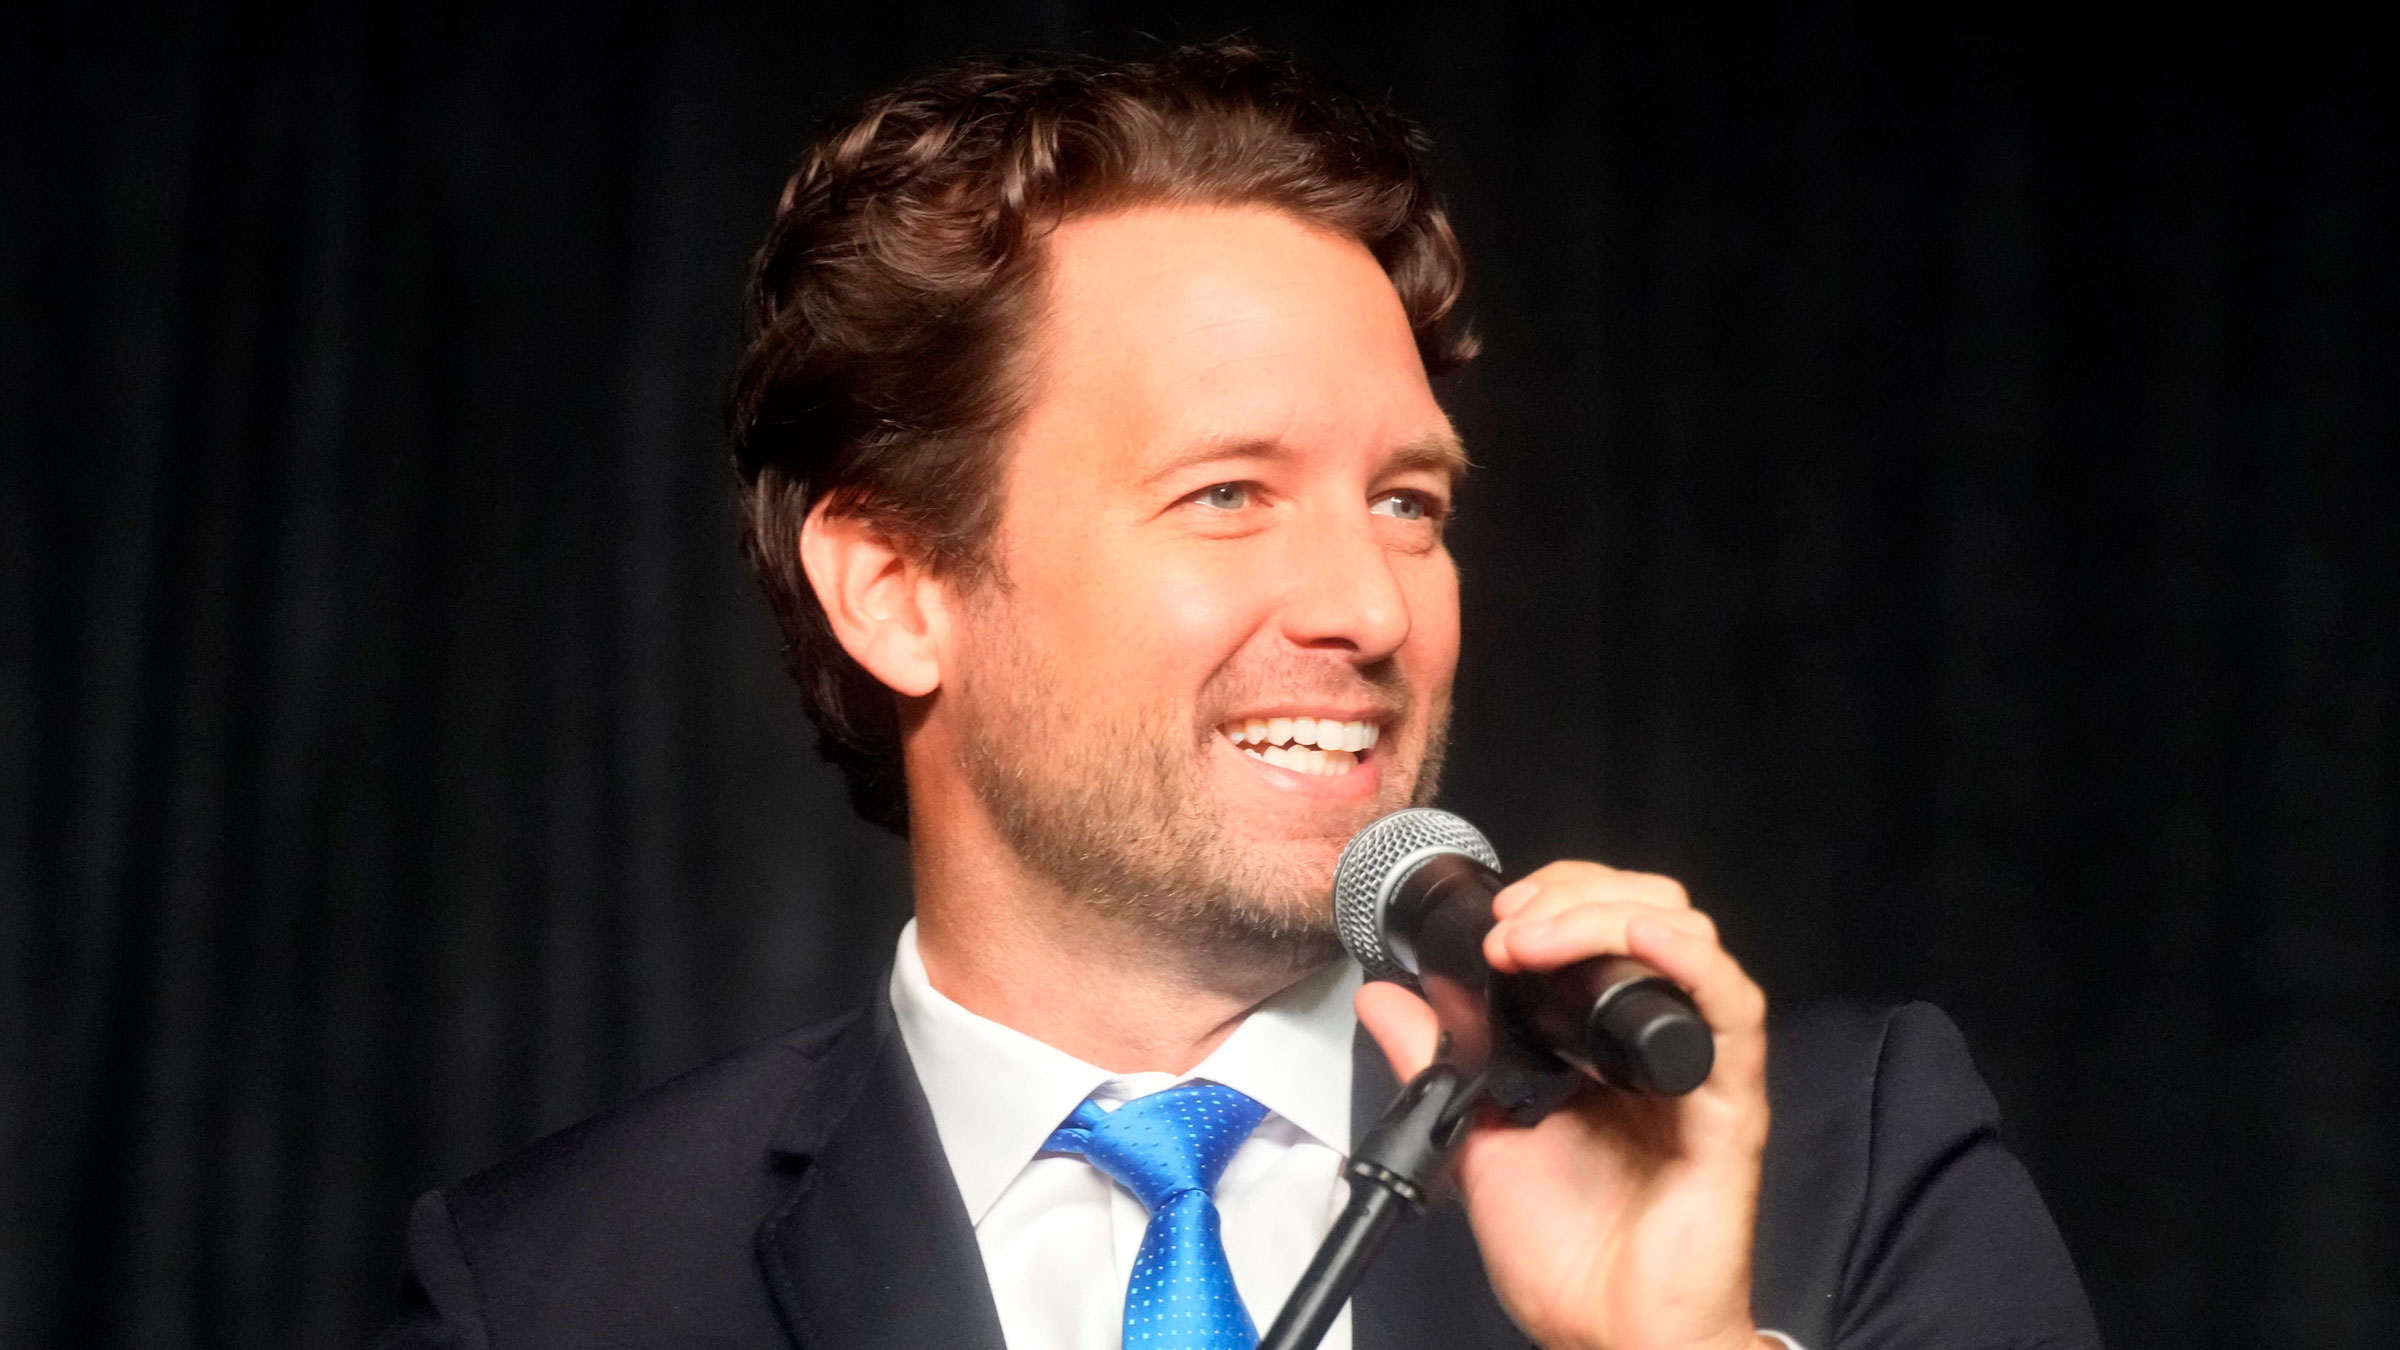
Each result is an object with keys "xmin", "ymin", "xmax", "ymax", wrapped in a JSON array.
[{"xmin": 4, "ymin": 4, "xmax": 2391, "ymax": 1345}]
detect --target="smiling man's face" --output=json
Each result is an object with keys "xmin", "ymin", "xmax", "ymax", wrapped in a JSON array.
[{"xmin": 940, "ymin": 203, "xmax": 1463, "ymax": 964}]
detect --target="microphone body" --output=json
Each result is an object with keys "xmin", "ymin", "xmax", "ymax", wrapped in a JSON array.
[
  {"xmin": 1260, "ymin": 810, "xmax": 1715, "ymax": 1350},
  {"xmin": 1333, "ymin": 809, "xmax": 1715, "ymax": 1108}
]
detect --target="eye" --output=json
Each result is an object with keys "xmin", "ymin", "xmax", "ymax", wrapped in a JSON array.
[
  {"xmin": 1370, "ymin": 491, "xmax": 1434, "ymax": 521},
  {"xmin": 1194, "ymin": 482, "xmax": 1252, "ymax": 511}
]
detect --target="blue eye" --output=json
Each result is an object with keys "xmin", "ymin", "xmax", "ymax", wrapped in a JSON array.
[
  {"xmin": 1196, "ymin": 483, "xmax": 1251, "ymax": 510},
  {"xmin": 1370, "ymin": 492, "xmax": 1428, "ymax": 521}
]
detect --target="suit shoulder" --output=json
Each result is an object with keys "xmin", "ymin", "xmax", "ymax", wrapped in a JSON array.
[
  {"xmin": 1755, "ymin": 1001, "xmax": 2096, "ymax": 1347},
  {"xmin": 1759, "ymin": 999, "xmax": 2005, "ymax": 1235},
  {"xmin": 1764, "ymin": 999, "xmax": 1996, "ymax": 1129},
  {"xmin": 387, "ymin": 1010, "xmax": 868, "ymax": 1346},
  {"xmin": 441, "ymin": 1009, "xmax": 860, "ymax": 1242},
  {"xmin": 1766, "ymin": 998, "xmax": 1959, "ymax": 1075},
  {"xmin": 1755, "ymin": 1002, "xmax": 1987, "ymax": 1322}
]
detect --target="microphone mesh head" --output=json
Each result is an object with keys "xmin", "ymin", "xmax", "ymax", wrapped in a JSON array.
[{"xmin": 1331, "ymin": 807, "xmax": 1501, "ymax": 985}]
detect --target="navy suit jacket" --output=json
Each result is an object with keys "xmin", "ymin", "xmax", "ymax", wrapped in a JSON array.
[{"xmin": 373, "ymin": 992, "xmax": 2099, "ymax": 1349}]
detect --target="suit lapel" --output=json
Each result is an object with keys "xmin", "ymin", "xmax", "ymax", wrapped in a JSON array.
[
  {"xmin": 750, "ymin": 980, "xmax": 1523, "ymax": 1350},
  {"xmin": 1347, "ymin": 1026, "xmax": 1533, "ymax": 1350},
  {"xmin": 755, "ymin": 986, "xmax": 1008, "ymax": 1350}
]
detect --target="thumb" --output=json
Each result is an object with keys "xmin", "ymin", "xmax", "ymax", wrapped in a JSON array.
[{"xmin": 1355, "ymin": 980, "xmax": 1442, "ymax": 1082}]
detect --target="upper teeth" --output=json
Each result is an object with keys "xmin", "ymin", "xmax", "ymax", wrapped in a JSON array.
[
  {"xmin": 1220, "ymin": 718, "xmax": 1380, "ymax": 774},
  {"xmin": 1225, "ymin": 717, "xmax": 1380, "ymax": 751}
]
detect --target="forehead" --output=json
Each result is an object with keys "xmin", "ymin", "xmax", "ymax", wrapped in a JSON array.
[{"xmin": 1012, "ymin": 204, "xmax": 1458, "ymax": 488}]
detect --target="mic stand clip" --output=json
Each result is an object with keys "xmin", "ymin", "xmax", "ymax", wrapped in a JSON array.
[{"xmin": 1254, "ymin": 1058, "xmax": 1482, "ymax": 1350}]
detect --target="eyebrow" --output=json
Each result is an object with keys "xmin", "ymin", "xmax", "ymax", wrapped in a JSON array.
[
  {"xmin": 1139, "ymin": 431, "xmax": 1472, "ymax": 489},
  {"xmin": 1386, "ymin": 432, "xmax": 1473, "ymax": 484}
]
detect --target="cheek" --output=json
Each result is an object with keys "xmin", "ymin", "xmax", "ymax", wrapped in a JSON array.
[
  {"xmin": 1118, "ymin": 550, "xmax": 1270, "ymax": 679},
  {"xmin": 1403, "ymin": 555, "xmax": 1461, "ymax": 693},
  {"xmin": 1011, "ymin": 526, "xmax": 1266, "ymax": 690}
]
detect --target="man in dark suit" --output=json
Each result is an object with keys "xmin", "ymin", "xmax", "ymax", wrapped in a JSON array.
[{"xmin": 376, "ymin": 40, "xmax": 2098, "ymax": 1350}]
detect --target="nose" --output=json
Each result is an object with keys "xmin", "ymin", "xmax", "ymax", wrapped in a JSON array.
[{"xmin": 1275, "ymin": 505, "xmax": 1413, "ymax": 663}]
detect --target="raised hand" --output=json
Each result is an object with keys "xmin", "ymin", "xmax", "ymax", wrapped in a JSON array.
[{"xmin": 1354, "ymin": 861, "xmax": 1774, "ymax": 1350}]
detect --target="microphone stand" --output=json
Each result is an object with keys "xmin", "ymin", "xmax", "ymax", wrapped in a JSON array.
[{"xmin": 1254, "ymin": 1060, "xmax": 1482, "ymax": 1350}]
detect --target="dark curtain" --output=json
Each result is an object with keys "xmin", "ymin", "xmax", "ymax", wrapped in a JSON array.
[{"xmin": 3, "ymin": 3, "xmax": 2391, "ymax": 1346}]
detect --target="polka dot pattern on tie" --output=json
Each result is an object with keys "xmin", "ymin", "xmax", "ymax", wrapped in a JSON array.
[{"xmin": 1042, "ymin": 1081, "xmax": 1272, "ymax": 1350}]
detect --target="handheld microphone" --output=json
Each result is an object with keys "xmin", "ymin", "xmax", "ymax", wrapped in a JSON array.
[{"xmin": 1332, "ymin": 808, "xmax": 1715, "ymax": 1101}]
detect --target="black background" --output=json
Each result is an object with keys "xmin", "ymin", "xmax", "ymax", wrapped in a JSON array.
[{"xmin": 5, "ymin": 3, "xmax": 2393, "ymax": 1346}]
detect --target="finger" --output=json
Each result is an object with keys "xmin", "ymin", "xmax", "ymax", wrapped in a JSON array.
[
  {"xmin": 1355, "ymin": 980, "xmax": 1442, "ymax": 1082},
  {"xmin": 1625, "ymin": 914, "xmax": 1767, "ymax": 1042},
  {"xmin": 1486, "ymin": 901, "xmax": 1718, "ymax": 973},
  {"xmin": 1491, "ymin": 877, "xmax": 1542, "ymax": 918},
  {"xmin": 1481, "ymin": 864, "xmax": 1695, "ymax": 964},
  {"xmin": 1503, "ymin": 861, "xmax": 1693, "ymax": 917}
]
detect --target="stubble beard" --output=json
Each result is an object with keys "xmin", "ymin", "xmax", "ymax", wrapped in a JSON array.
[{"xmin": 954, "ymin": 604, "xmax": 1450, "ymax": 980}]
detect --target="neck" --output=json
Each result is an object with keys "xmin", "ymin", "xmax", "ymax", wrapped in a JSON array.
[{"xmin": 906, "ymin": 787, "xmax": 1328, "ymax": 1076}]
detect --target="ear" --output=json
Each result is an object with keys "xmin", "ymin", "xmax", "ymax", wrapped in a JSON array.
[{"xmin": 798, "ymin": 500, "xmax": 950, "ymax": 699}]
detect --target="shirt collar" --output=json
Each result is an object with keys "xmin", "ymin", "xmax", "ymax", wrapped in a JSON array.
[
  {"xmin": 1180, "ymin": 955, "xmax": 1357, "ymax": 1152},
  {"xmin": 888, "ymin": 919, "xmax": 1359, "ymax": 1225}
]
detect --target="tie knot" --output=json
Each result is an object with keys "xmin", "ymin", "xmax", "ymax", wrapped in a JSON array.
[{"xmin": 1044, "ymin": 1081, "xmax": 1270, "ymax": 1213}]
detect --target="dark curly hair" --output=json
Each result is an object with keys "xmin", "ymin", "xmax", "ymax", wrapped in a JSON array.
[{"xmin": 729, "ymin": 38, "xmax": 1477, "ymax": 834}]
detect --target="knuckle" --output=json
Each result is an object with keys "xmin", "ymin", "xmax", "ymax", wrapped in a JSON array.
[
  {"xmin": 1555, "ymin": 905, "xmax": 1629, "ymax": 939},
  {"xmin": 1729, "ymin": 980, "xmax": 1768, "ymax": 1028},
  {"xmin": 1536, "ymin": 859, "xmax": 1615, "ymax": 888},
  {"xmin": 1643, "ymin": 873, "xmax": 1692, "ymax": 908}
]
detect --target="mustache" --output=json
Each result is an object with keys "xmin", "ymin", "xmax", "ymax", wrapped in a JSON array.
[{"xmin": 1193, "ymin": 653, "xmax": 1414, "ymax": 730}]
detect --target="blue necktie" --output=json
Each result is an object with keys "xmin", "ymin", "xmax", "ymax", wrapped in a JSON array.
[{"xmin": 1043, "ymin": 1081, "xmax": 1273, "ymax": 1350}]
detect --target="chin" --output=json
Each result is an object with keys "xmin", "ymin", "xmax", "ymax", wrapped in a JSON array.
[
  {"xmin": 1190, "ymin": 894, "xmax": 1347, "ymax": 974},
  {"xmin": 1228, "ymin": 838, "xmax": 1347, "ymax": 926}
]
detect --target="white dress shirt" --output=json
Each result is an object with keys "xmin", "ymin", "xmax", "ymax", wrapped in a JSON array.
[
  {"xmin": 890, "ymin": 920, "xmax": 1360, "ymax": 1350},
  {"xmin": 890, "ymin": 921, "xmax": 1808, "ymax": 1350}
]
